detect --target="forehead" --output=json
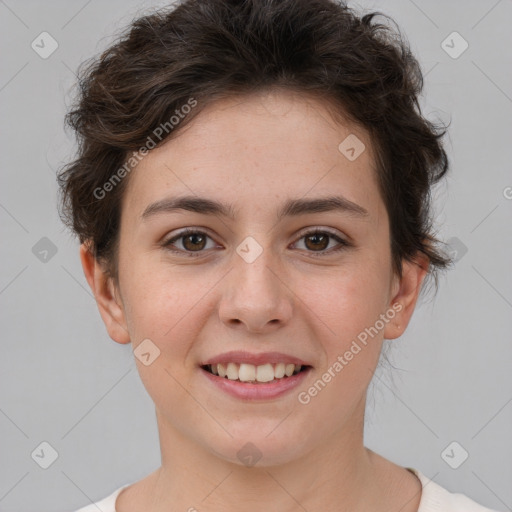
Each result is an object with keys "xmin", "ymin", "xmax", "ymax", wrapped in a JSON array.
[{"xmin": 120, "ymin": 90, "xmax": 382, "ymax": 224}]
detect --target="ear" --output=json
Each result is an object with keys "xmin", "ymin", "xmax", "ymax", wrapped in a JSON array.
[
  {"xmin": 383, "ymin": 253, "xmax": 429, "ymax": 340},
  {"xmin": 79, "ymin": 242, "xmax": 131, "ymax": 345}
]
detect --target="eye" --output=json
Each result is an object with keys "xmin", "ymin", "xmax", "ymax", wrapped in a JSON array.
[
  {"xmin": 162, "ymin": 227, "xmax": 351, "ymax": 258},
  {"xmin": 292, "ymin": 228, "xmax": 351, "ymax": 256},
  {"xmin": 162, "ymin": 228, "xmax": 218, "ymax": 257}
]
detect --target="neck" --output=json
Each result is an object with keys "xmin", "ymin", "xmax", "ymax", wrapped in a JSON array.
[{"xmin": 144, "ymin": 406, "xmax": 381, "ymax": 512}]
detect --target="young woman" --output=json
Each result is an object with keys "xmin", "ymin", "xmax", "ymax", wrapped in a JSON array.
[{"xmin": 58, "ymin": 0, "xmax": 500, "ymax": 510}]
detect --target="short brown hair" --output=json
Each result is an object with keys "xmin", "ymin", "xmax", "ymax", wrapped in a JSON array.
[{"xmin": 57, "ymin": 0, "xmax": 452, "ymax": 292}]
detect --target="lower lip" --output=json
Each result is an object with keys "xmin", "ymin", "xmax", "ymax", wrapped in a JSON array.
[{"xmin": 200, "ymin": 367, "xmax": 311, "ymax": 400}]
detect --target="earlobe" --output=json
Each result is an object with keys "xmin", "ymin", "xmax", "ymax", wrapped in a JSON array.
[
  {"xmin": 79, "ymin": 242, "xmax": 131, "ymax": 345},
  {"xmin": 384, "ymin": 254, "xmax": 429, "ymax": 340}
]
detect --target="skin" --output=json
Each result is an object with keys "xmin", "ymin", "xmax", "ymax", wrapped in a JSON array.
[{"xmin": 81, "ymin": 89, "xmax": 428, "ymax": 512}]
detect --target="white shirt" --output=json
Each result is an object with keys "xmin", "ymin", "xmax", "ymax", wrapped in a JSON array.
[{"xmin": 74, "ymin": 468, "xmax": 501, "ymax": 511}]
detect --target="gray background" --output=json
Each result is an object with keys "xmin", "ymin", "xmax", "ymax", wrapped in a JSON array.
[{"xmin": 1, "ymin": 0, "xmax": 511, "ymax": 511}]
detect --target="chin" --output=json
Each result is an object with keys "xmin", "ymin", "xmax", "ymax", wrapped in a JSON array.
[{"xmin": 202, "ymin": 425, "xmax": 312, "ymax": 468}]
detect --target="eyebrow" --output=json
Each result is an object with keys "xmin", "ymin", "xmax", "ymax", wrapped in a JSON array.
[{"xmin": 140, "ymin": 194, "xmax": 369, "ymax": 222}]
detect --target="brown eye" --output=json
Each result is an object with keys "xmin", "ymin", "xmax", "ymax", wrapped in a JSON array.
[
  {"xmin": 304, "ymin": 232, "xmax": 330, "ymax": 251},
  {"xmin": 182, "ymin": 232, "xmax": 207, "ymax": 251},
  {"xmin": 293, "ymin": 229, "xmax": 350, "ymax": 256},
  {"xmin": 163, "ymin": 229, "xmax": 216, "ymax": 257},
  {"xmin": 163, "ymin": 227, "xmax": 351, "ymax": 258}
]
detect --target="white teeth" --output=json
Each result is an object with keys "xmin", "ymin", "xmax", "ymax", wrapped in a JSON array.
[
  {"xmin": 285, "ymin": 363, "xmax": 295, "ymax": 377},
  {"xmin": 274, "ymin": 362, "xmax": 285, "ymax": 378},
  {"xmin": 226, "ymin": 362, "xmax": 239, "ymax": 380},
  {"xmin": 206, "ymin": 362, "xmax": 304, "ymax": 382},
  {"xmin": 238, "ymin": 363, "xmax": 256, "ymax": 382},
  {"xmin": 256, "ymin": 363, "xmax": 275, "ymax": 382},
  {"xmin": 217, "ymin": 363, "xmax": 226, "ymax": 378}
]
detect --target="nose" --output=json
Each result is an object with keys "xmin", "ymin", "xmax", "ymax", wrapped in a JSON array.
[{"xmin": 218, "ymin": 246, "xmax": 293, "ymax": 333}]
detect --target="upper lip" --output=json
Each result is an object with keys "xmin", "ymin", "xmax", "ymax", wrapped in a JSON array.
[{"xmin": 201, "ymin": 351, "xmax": 312, "ymax": 367}]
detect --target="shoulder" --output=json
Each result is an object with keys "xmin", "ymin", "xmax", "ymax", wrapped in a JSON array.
[
  {"xmin": 408, "ymin": 468, "xmax": 502, "ymax": 512},
  {"xmin": 73, "ymin": 483, "xmax": 130, "ymax": 512}
]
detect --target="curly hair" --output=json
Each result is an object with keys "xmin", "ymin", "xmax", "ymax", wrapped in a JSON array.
[{"xmin": 57, "ymin": 0, "xmax": 452, "ymax": 293}]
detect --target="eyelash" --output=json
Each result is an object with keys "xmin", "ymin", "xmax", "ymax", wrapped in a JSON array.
[{"xmin": 161, "ymin": 227, "xmax": 351, "ymax": 258}]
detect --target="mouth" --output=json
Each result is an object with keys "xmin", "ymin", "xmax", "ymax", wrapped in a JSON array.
[
  {"xmin": 198, "ymin": 351, "xmax": 313, "ymax": 400},
  {"xmin": 200, "ymin": 362, "xmax": 311, "ymax": 384}
]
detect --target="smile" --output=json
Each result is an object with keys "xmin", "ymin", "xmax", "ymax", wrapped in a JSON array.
[
  {"xmin": 202, "ymin": 362, "xmax": 308, "ymax": 383},
  {"xmin": 200, "ymin": 363, "xmax": 312, "ymax": 400}
]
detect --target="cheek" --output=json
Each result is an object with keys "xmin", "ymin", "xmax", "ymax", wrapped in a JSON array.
[
  {"xmin": 308, "ymin": 258, "xmax": 392, "ymax": 342},
  {"xmin": 121, "ymin": 265, "xmax": 207, "ymax": 411},
  {"xmin": 300, "ymin": 256, "xmax": 392, "ymax": 404},
  {"xmin": 119, "ymin": 257, "xmax": 205, "ymax": 351},
  {"xmin": 296, "ymin": 268, "xmax": 388, "ymax": 419}
]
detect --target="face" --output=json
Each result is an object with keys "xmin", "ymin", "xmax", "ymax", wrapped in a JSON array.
[{"xmin": 83, "ymin": 90, "xmax": 426, "ymax": 467}]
